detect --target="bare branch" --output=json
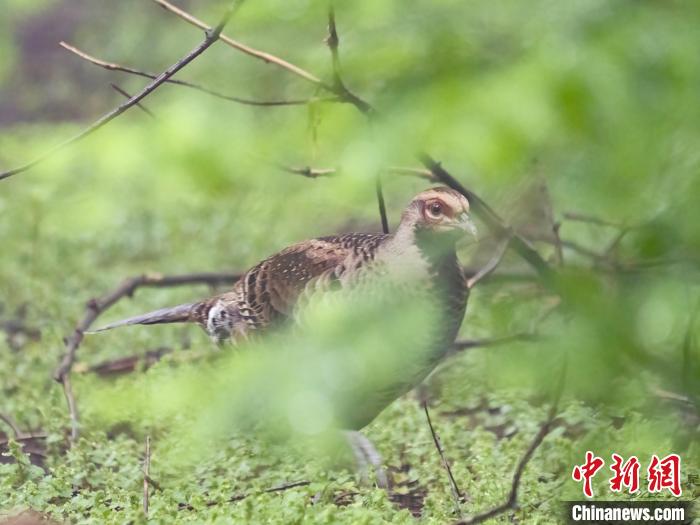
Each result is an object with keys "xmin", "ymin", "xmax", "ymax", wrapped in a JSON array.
[
  {"xmin": 278, "ymin": 165, "xmax": 337, "ymax": 178},
  {"xmin": 454, "ymin": 363, "xmax": 566, "ymax": 525},
  {"xmin": 0, "ymin": 1, "xmax": 241, "ymax": 181},
  {"xmin": 61, "ymin": 41, "xmax": 319, "ymax": 107},
  {"xmin": 53, "ymin": 271, "xmax": 239, "ymax": 443},
  {"xmin": 423, "ymin": 401, "xmax": 464, "ymax": 517}
]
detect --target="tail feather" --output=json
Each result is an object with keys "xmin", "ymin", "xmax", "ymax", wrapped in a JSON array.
[{"xmin": 87, "ymin": 302, "xmax": 196, "ymax": 334}]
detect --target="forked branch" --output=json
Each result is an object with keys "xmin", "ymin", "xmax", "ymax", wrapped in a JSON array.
[
  {"xmin": 53, "ymin": 271, "xmax": 239, "ymax": 443},
  {"xmin": 454, "ymin": 363, "xmax": 567, "ymax": 525},
  {"xmin": 153, "ymin": 0, "xmax": 323, "ymax": 85},
  {"xmin": 61, "ymin": 41, "xmax": 321, "ymax": 107},
  {"xmin": 0, "ymin": 1, "xmax": 241, "ymax": 181}
]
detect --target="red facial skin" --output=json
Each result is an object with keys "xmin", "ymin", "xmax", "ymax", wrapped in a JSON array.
[{"xmin": 420, "ymin": 198, "xmax": 454, "ymax": 223}]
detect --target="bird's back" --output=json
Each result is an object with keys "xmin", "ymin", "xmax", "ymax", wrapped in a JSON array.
[{"xmin": 194, "ymin": 233, "xmax": 391, "ymax": 342}]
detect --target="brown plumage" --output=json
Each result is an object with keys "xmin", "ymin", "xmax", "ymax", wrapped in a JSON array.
[{"xmin": 92, "ymin": 187, "xmax": 476, "ymax": 428}]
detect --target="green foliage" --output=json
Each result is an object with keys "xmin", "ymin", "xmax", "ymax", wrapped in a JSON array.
[{"xmin": 1, "ymin": 0, "xmax": 699, "ymax": 522}]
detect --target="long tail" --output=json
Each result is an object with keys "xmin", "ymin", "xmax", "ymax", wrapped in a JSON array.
[{"xmin": 87, "ymin": 302, "xmax": 197, "ymax": 333}]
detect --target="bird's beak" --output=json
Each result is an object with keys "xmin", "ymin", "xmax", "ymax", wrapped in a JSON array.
[{"xmin": 457, "ymin": 212, "xmax": 478, "ymax": 239}]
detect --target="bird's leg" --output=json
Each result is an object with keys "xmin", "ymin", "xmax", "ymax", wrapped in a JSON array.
[{"xmin": 343, "ymin": 430, "xmax": 390, "ymax": 489}]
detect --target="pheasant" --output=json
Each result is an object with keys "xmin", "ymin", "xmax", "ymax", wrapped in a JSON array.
[{"xmin": 93, "ymin": 186, "xmax": 477, "ymax": 484}]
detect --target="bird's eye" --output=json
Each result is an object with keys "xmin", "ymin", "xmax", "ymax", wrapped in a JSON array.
[{"xmin": 428, "ymin": 202, "xmax": 443, "ymax": 217}]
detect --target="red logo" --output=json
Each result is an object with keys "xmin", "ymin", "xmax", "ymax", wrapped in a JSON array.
[
  {"xmin": 573, "ymin": 452, "xmax": 682, "ymax": 498},
  {"xmin": 572, "ymin": 451, "xmax": 605, "ymax": 498},
  {"xmin": 609, "ymin": 454, "xmax": 640, "ymax": 494},
  {"xmin": 647, "ymin": 454, "xmax": 682, "ymax": 497}
]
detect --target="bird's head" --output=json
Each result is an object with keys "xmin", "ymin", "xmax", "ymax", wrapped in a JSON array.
[{"xmin": 400, "ymin": 187, "xmax": 477, "ymax": 241}]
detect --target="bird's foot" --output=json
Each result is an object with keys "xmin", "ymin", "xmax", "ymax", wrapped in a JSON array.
[{"xmin": 343, "ymin": 430, "xmax": 390, "ymax": 489}]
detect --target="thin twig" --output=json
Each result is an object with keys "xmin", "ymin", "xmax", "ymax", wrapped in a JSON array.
[
  {"xmin": 563, "ymin": 212, "xmax": 644, "ymax": 259},
  {"xmin": 261, "ymin": 480, "xmax": 311, "ymax": 495},
  {"xmin": 531, "ymin": 235, "xmax": 607, "ymax": 262},
  {"xmin": 53, "ymin": 271, "xmax": 239, "ymax": 444},
  {"xmin": 386, "ymin": 166, "xmax": 438, "ymax": 182},
  {"xmin": 143, "ymin": 436, "xmax": 151, "ymax": 517},
  {"xmin": 451, "ymin": 332, "xmax": 540, "ymax": 352},
  {"xmin": 110, "ymin": 83, "xmax": 156, "ymax": 119},
  {"xmin": 376, "ymin": 174, "xmax": 390, "ymax": 234},
  {"xmin": 324, "ymin": 2, "xmax": 372, "ymax": 115},
  {"xmin": 179, "ymin": 480, "xmax": 311, "ymax": 510},
  {"xmin": 562, "ymin": 212, "xmax": 626, "ymax": 229},
  {"xmin": 61, "ymin": 41, "xmax": 319, "ymax": 107},
  {"xmin": 61, "ymin": 375, "xmax": 80, "ymax": 444},
  {"xmin": 0, "ymin": 1, "xmax": 241, "ymax": 181},
  {"xmin": 552, "ymin": 222, "xmax": 564, "ymax": 265},
  {"xmin": 325, "ymin": 3, "xmax": 342, "ymax": 88},
  {"xmin": 276, "ymin": 165, "xmax": 439, "ymax": 182},
  {"xmin": 539, "ymin": 181, "xmax": 563, "ymax": 266},
  {"xmin": 467, "ymin": 234, "xmax": 512, "ymax": 289},
  {"xmin": 604, "ymin": 227, "xmax": 632, "ymax": 257},
  {"xmin": 225, "ymin": 480, "xmax": 312, "ymax": 504},
  {"xmin": 454, "ymin": 363, "xmax": 567, "ymax": 525},
  {"xmin": 423, "ymin": 401, "xmax": 463, "ymax": 517},
  {"xmin": 279, "ymin": 165, "xmax": 337, "ymax": 178}
]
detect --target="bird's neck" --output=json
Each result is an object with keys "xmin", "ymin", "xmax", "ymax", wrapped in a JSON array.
[
  {"xmin": 385, "ymin": 223, "xmax": 459, "ymax": 278},
  {"xmin": 413, "ymin": 226, "xmax": 459, "ymax": 267}
]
